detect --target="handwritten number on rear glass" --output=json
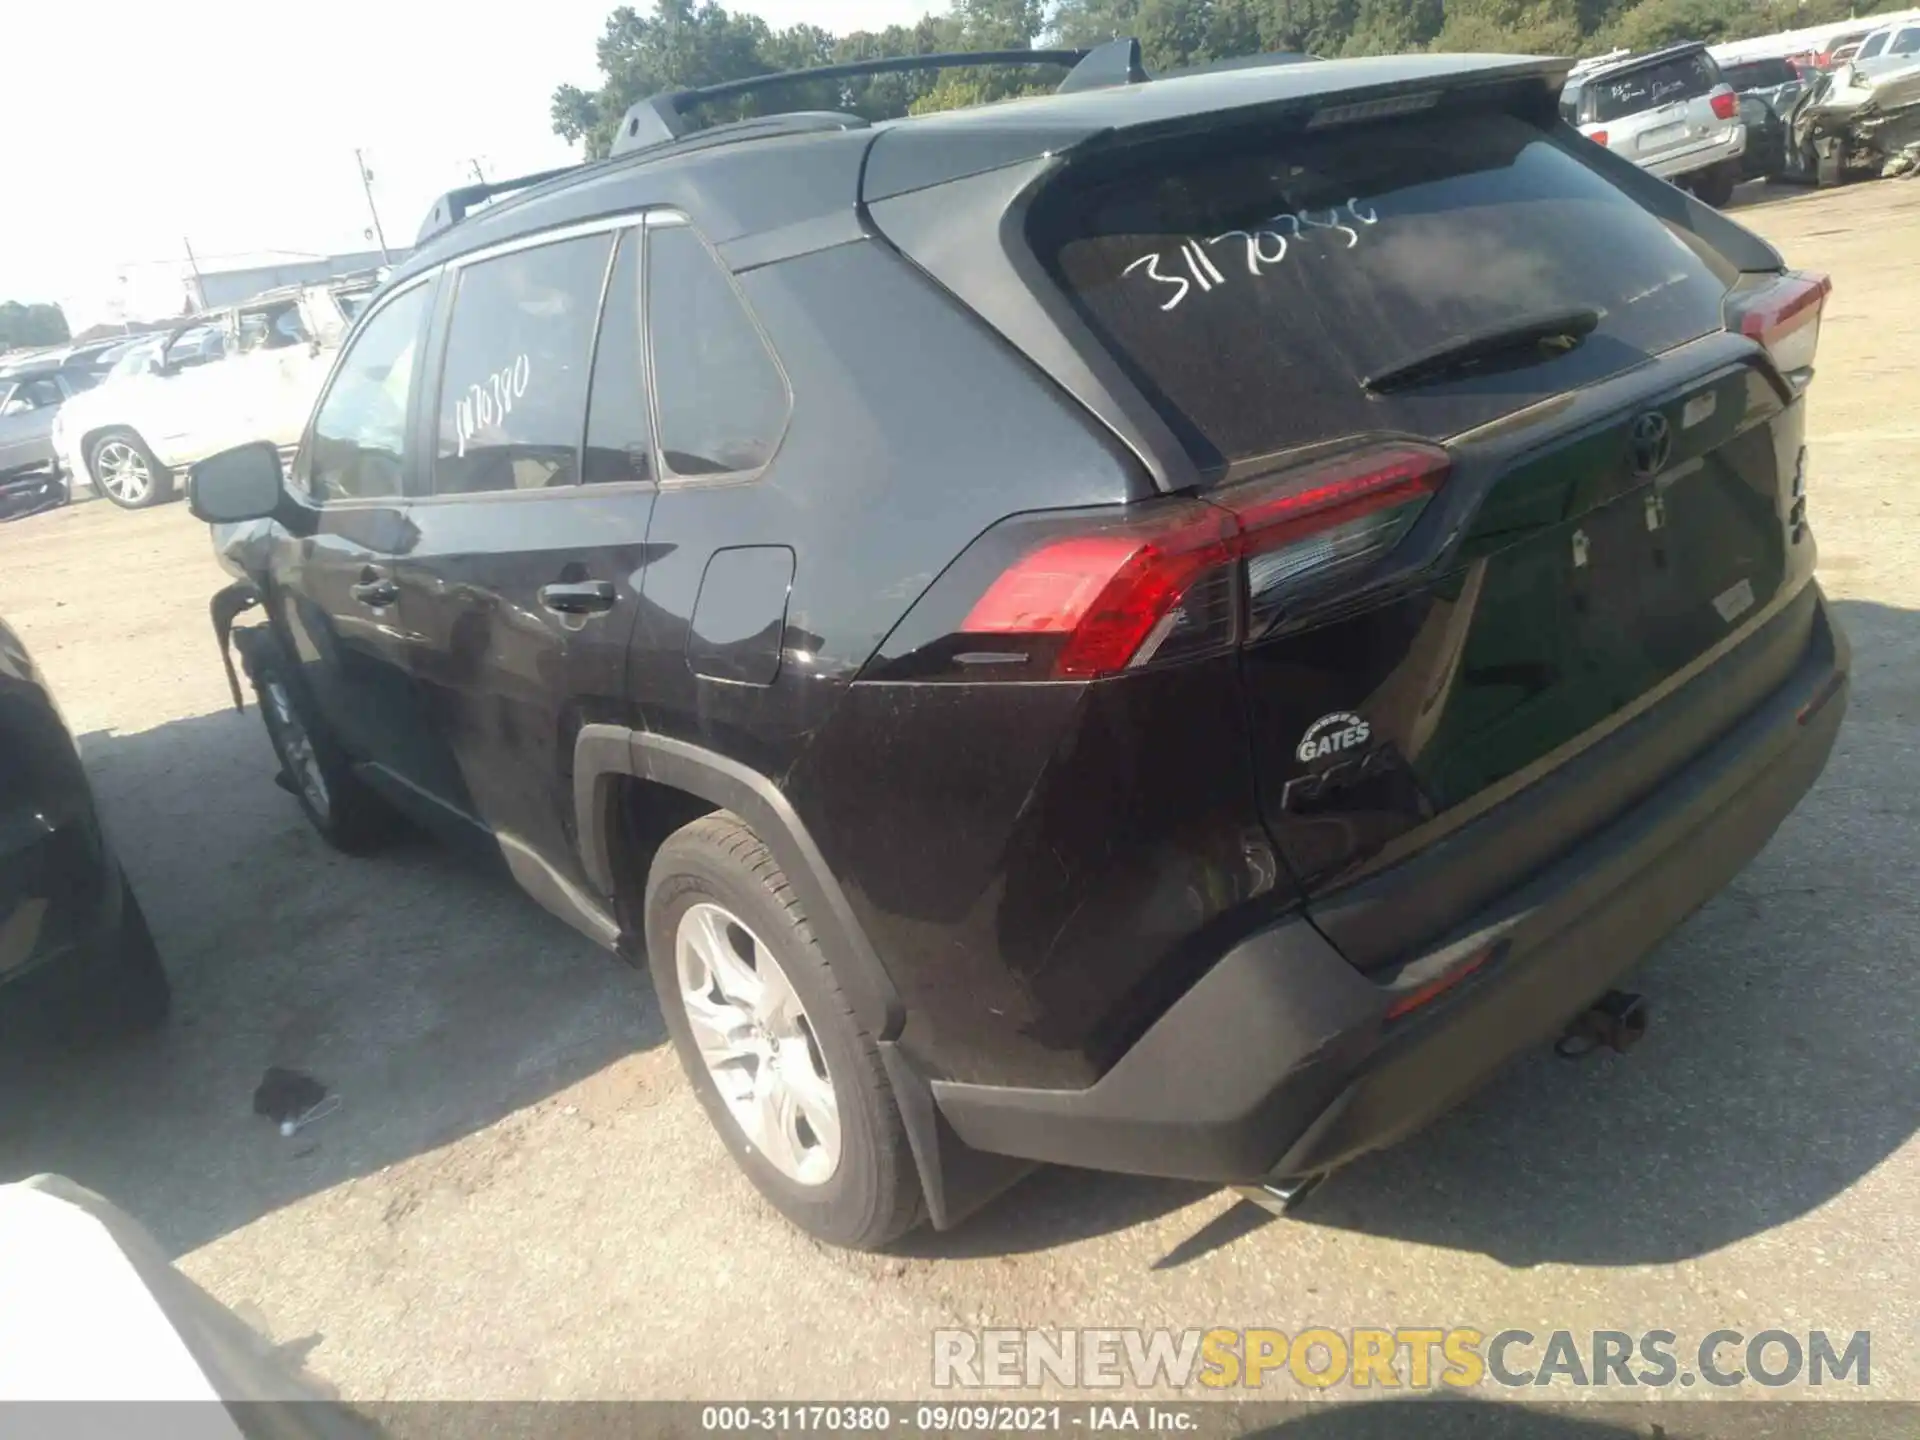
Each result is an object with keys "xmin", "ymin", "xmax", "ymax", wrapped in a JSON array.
[{"xmin": 1129, "ymin": 199, "xmax": 1379, "ymax": 312}]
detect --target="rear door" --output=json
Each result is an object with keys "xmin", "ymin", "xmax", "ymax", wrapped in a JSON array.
[
  {"xmin": 1035, "ymin": 107, "xmax": 1816, "ymax": 969},
  {"xmin": 392, "ymin": 219, "xmax": 656, "ymax": 890}
]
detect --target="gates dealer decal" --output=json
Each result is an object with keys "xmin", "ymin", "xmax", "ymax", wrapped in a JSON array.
[{"xmin": 1297, "ymin": 711, "xmax": 1372, "ymax": 765}]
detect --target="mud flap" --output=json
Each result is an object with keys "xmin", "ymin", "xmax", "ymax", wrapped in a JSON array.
[{"xmin": 210, "ymin": 581, "xmax": 263, "ymax": 712}]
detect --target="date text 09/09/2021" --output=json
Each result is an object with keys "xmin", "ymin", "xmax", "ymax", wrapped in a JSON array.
[{"xmin": 701, "ymin": 1406, "xmax": 1185, "ymax": 1433}]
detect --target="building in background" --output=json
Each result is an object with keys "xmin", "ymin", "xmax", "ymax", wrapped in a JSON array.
[{"xmin": 191, "ymin": 249, "xmax": 401, "ymax": 310}]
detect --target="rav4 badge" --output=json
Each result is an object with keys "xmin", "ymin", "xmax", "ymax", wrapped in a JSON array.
[{"xmin": 1297, "ymin": 711, "xmax": 1372, "ymax": 764}]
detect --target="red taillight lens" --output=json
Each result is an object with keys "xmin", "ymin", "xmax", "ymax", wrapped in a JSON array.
[
  {"xmin": 882, "ymin": 442, "xmax": 1449, "ymax": 683},
  {"xmin": 1710, "ymin": 89, "xmax": 1739, "ymax": 120},
  {"xmin": 962, "ymin": 512, "xmax": 1235, "ymax": 678},
  {"xmin": 1728, "ymin": 270, "xmax": 1831, "ymax": 389},
  {"xmin": 1586, "ymin": 128, "xmax": 1609, "ymax": 148}
]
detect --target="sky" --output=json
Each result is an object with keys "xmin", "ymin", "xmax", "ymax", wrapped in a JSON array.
[{"xmin": 3, "ymin": 0, "xmax": 938, "ymax": 331}]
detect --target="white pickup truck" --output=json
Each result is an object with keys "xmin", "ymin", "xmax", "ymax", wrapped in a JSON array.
[{"xmin": 52, "ymin": 276, "xmax": 378, "ymax": 510}]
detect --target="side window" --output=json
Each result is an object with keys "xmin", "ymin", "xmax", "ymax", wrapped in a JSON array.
[
  {"xmin": 647, "ymin": 224, "xmax": 788, "ymax": 478},
  {"xmin": 433, "ymin": 232, "xmax": 612, "ymax": 496},
  {"xmin": 1857, "ymin": 32, "xmax": 1887, "ymax": 58},
  {"xmin": 583, "ymin": 229, "xmax": 652, "ymax": 485},
  {"xmin": 1892, "ymin": 27, "xmax": 1920, "ymax": 55},
  {"xmin": 308, "ymin": 281, "xmax": 432, "ymax": 503}
]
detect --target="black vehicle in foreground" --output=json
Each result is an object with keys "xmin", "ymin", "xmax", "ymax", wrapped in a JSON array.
[
  {"xmin": 190, "ymin": 43, "xmax": 1846, "ymax": 1249},
  {"xmin": 0, "ymin": 618, "xmax": 169, "ymax": 1043}
]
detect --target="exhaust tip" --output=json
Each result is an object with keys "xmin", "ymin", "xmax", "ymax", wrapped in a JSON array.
[
  {"xmin": 1234, "ymin": 1172, "xmax": 1325, "ymax": 1218},
  {"xmin": 1555, "ymin": 989, "xmax": 1649, "ymax": 1059}
]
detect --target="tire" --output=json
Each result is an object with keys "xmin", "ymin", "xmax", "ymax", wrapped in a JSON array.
[
  {"xmin": 248, "ymin": 639, "xmax": 402, "ymax": 855},
  {"xmin": 47, "ymin": 872, "xmax": 171, "ymax": 1046},
  {"xmin": 1690, "ymin": 164, "xmax": 1735, "ymax": 208},
  {"xmin": 86, "ymin": 429, "xmax": 174, "ymax": 510},
  {"xmin": 645, "ymin": 812, "xmax": 924, "ymax": 1250}
]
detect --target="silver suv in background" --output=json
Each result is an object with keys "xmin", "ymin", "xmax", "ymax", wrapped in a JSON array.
[{"xmin": 1561, "ymin": 44, "xmax": 1747, "ymax": 205}]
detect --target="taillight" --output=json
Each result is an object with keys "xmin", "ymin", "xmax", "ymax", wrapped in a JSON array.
[
  {"xmin": 1585, "ymin": 127, "xmax": 1610, "ymax": 147},
  {"xmin": 1710, "ymin": 88, "xmax": 1739, "ymax": 120},
  {"xmin": 1727, "ymin": 270, "xmax": 1831, "ymax": 391},
  {"xmin": 869, "ymin": 442, "xmax": 1449, "ymax": 683}
]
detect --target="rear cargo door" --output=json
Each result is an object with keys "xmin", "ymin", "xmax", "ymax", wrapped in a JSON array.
[{"xmin": 1034, "ymin": 107, "xmax": 1815, "ymax": 970}]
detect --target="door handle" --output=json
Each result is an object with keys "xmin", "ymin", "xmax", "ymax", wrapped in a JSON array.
[
  {"xmin": 539, "ymin": 580, "xmax": 618, "ymax": 616},
  {"xmin": 350, "ymin": 567, "xmax": 399, "ymax": 607}
]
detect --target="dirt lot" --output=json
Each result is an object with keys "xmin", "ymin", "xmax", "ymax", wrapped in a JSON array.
[{"xmin": 1, "ymin": 178, "xmax": 1917, "ymax": 1406}]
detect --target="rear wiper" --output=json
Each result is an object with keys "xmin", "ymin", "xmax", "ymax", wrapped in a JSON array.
[{"xmin": 1362, "ymin": 307, "xmax": 1601, "ymax": 395}]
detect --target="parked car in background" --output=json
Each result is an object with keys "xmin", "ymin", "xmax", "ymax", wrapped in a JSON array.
[
  {"xmin": 1787, "ymin": 52, "xmax": 1920, "ymax": 184},
  {"xmin": 1560, "ymin": 44, "xmax": 1747, "ymax": 204},
  {"xmin": 51, "ymin": 277, "xmax": 377, "ymax": 511},
  {"xmin": 1719, "ymin": 55, "xmax": 1804, "ymax": 179},
  {"xmin": 193, "ymin": 45, "xmax": 1844, "ymax": 1248},
  {"xmin": 0, "ymin": 615, "xmax": 168, "ymax": 1042},
  {"xmin": 0, "ymin": 368, "xmax": 88, "ymax": 520},
  {"xmin": 1848, "ymin": 19, "xmax": 1920, "ymax": 76}
]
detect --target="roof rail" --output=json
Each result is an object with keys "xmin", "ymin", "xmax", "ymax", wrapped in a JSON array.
[
  {"xmin": 610, "ymin": 47, "xmax": 1093, "ymax": 155},
  {"xmin": 416, "ymin": 164, "xmax": 582, "ymax": 245}
]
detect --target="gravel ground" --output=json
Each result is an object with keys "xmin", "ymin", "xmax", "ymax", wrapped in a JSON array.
[{"xmin": 0, "ymin": 177, "xmax": 1915, "ymax": 1411}]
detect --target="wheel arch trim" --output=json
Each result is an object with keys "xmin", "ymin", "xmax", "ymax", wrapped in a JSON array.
[{"xmin": 572, "ymin": 724, "xmax": 903, "ymax": 1040}]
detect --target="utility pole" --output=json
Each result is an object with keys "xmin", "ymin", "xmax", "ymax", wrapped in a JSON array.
[
  {"xmin": 355, "ymin": 148, "xmax": 392, "ymax": 265},
  {"xmin": 469, "ymin": 157, "xmax": 489, "ymax": 184},
  {"xmin": 182, "ymin": 236, "xmax": 207, "ymax": 313}
]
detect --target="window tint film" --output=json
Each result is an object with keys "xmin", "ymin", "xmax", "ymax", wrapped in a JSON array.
[
  {"xmin": 433, "ymin": 232, "xmax": 612, "ymax": 496},
  {"xmin": 583, "ymin": 229, "xmax": 652, "ymax": 485},
  {"xmin": 1035, "ymin": 112, "xmax": 1733, "ymax": 474},
  {"xmin": 647, "ymin": 225, "xmax": 787, "ymax": 477},
  {"xmin": 1589, "ymin": 53, "xmax": 1717, "ymax": 121},
  {"xmin": 308, "ymin": 282, "xmax": 431, "ymax": 503}
]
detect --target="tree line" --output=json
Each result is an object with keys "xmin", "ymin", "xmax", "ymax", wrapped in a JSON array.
[
  {"xmin": 0, "ymin": 301, "xmax": 71, "ymax": 352},
  {"xmin": 553, "ymin": 0, "xmax": 1906, "ymax": 154}
]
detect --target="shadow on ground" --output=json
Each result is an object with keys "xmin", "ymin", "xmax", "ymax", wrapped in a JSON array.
[
  {"xmin": 0, "ymin": 701, "xmax": 662, "ymax": 1259},
  {"xmin": 914, "ymin": 597, "xmax": 1920, "ymax": 1268},
  {"xmin": 2, "ymin": 591, "xmax": 1913, "ymax": 1275}
]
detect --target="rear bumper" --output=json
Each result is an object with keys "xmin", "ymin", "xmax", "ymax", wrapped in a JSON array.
[
  {"xmin": 930, "ymin": 588, "xmax": 1848, "ymax": 1183},
  {"xmin": 1645, "ymin": 125, "xmax": 1748, "ymax": 180}
]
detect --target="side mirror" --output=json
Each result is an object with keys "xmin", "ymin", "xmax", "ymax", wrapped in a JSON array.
[{"xmin": 189, "ymin": 441, "xmax": 286, "ymax": 524}]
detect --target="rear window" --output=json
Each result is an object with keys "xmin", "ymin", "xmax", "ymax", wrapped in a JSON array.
[
  {"xmin": 1034, "ymin": 111, "xmax": 1735, "ymax": 473},
  {"xmin": 1588, "ymin": 52, "xmax": 1718, "ymax": 121}
]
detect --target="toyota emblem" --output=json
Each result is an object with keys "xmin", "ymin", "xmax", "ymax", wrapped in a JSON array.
[{"xmin": 1630, "ymin": 411, "xmax": 1673, "ymax": 478}]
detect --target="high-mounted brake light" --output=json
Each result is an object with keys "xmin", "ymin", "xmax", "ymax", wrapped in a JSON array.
[
  {"xmin": 948, "ymin": 442, "xmax": 1449, "ymax": 680},
  {"xmin": 1729, "ymin": 271, "xmax": 1831, "ymax": 391},
  {"xmin": 1709, "ymin": 88, "xmax": 1739, "ymax": 120}
]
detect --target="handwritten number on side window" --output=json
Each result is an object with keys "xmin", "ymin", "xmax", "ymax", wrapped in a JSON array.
[
  {"xmin": 1131, "ymin": 199, "xmax": 1379, "ymax": 311},
  {"xmin": 453, "ymin": 353, "xmax": 531, "ymax": 457}
]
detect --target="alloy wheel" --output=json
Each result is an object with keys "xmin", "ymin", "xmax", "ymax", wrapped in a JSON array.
[
  {"xmin": 94, "ymin": 441, "xmax": 152, "ymax": 505},
  {"xmin": 675, "ymin": 900, "xmax": 842, "ymax": 1186}
]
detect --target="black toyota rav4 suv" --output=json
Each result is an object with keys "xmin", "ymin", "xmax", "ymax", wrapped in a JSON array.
[{"xmin": 189, "ymin": 43, "xmax": 1847, "ymax": 1249}]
